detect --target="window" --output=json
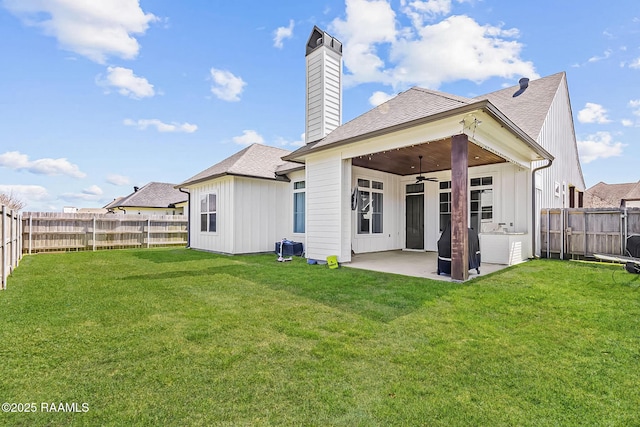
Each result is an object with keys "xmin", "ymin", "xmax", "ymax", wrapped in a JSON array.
[
  {"xmin": 293, "ymin": 181, "xmax": 305, "ymax": 233},
  {"xmin": 439, "ymin": 182, "xmax": 451, "ymax": 232},
  {"xmin": 406, "ymin": 183, "xmax": 424, "ymax": 194},
  {"xmin": 357, "ymin": 179, "xmax": 383, "ymax": 234},
  {"xmin": 470, "ymin": 177, "xmax": 493, "ymax": 232},
  {"xmin": 438, "ymin": 177, "xmax": 493, "ymax": 232},
  {"xmin": 200, "ymin": 194, "xmax": 217, "ymax": 232}
]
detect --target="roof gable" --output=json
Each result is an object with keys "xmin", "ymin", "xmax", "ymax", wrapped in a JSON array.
[
  {"xmin": 292, "ymin": 87, "xmax": 474, "ymax": 157},
  {"xmin": 178, "ymin": 143, "xmax": 299, "ymax": 187}
]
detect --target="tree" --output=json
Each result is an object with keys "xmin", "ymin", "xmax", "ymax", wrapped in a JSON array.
[{"xmin": 0, "ymin": 193, "xmax": 26, "ymax": 211}]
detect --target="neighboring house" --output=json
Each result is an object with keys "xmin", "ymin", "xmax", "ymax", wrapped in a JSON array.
[
  {"xmin": 105, "ymin": 182, "xmax": 188, "ymax": 215},
  {"xmin": 584, "ymin": 181, "xmax": 640, "ymax": 208},
  {"xmin": 177, "ymin": 26, "xmax": 585, "ymax": 280}
]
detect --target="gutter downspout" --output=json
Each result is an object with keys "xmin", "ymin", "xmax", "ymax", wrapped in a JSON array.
[
  {"xmin": 532, "ymin": 159, "xmax": 553, "ymax": 258},
  {"xmin": 178, "ymin": 188, "xmax": 191, "ymax": 248}
]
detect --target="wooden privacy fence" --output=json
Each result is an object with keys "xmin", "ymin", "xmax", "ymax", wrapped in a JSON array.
[
  {"xmin": 2, "ymin": 205, "xmax": 23, "ymax": 289},
  {"xmin": 22, "ymin": 212, "xmax": 188, "ymax": 254},
  {"xmin": 540, "ymin": 208, "xmax": 640, "ymax": 259}
]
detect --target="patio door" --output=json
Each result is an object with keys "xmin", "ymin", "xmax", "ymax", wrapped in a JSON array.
[{"xmin": 406, "ymin": 193, "xmax": 424, "ymax": 250}]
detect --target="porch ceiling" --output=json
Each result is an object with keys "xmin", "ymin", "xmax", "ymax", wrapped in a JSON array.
[{"xmin": 351, "ymin": 138, "xmax": 506, "ymax": 176}]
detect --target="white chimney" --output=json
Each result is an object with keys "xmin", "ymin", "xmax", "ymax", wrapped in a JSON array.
[{"xmin": 305, "ymin": 26, "xmax": 343, "ymax": 144}]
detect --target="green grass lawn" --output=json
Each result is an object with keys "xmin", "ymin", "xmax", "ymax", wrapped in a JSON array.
[{"xmin": 1, "ymin": 248, "xmax": 639, "ymax": 426}]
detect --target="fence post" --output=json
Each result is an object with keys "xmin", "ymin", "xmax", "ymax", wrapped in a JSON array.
[
  {"xmin": 10, "ymin": 209, "xmax": 15, "ymax": 275},
  {"xmin": 147, "ymin": 218, "xmax": 151, "ymax": 248},
  {"xmin": 2, "ymin": 205, "xmax": 6, "ymax": 290},
  {"xmin": 623, "ymin": 208, "xmax": 628, "ymax": 255}
]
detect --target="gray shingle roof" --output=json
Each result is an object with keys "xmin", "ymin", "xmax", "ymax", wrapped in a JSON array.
[
  {"xmin": 108, "ymin": 182, "xmax": 187, "ymax": 209},
  {"xmin": 289, "ymin": 87, "xmax": 474, "ymax": 158},
  {"xmin": 177, "ymin": 143, "xmax": 299, "ymax": 187},
  {"xmin": 476, "ymin": 72, "xmax": 565, "ymax": 141},
  {"xmin": 286, "ymin": 72, "xmax": 566, "ymax": 161},
  {"xmin": 584, "ymin": 181, "xmax": 640, "ymax": 208}
]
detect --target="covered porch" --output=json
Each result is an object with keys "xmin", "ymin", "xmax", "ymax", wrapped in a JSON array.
[{"xmin": 345, "ymin": 250, "xmax": 510, "ymax": 281}]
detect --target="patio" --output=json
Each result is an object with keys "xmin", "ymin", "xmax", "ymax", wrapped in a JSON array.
[{"xmin": 344, "ymin": 250, "xmax": 511, "ymax": 281}]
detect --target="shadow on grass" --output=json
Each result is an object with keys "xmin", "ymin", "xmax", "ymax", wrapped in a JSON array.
[
  {"xmin": 120, "ymin": 253, "xmax": 461, "ymax": 323},
  {"xmin": 130, "ymin": 248, "xmax": 211, "ymax": 263}
]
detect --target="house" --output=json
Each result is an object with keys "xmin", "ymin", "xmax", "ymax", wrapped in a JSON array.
[
  {"xmin": 176, "ymin": 143, "xmax": 304, "ymax": 254},
  {"xmin": 177, "ymin": 26, "xmax": 585, "ymax": 280},
  {"xmin": 583, "ymin": 181, "xmax": 640, "ymax": 208},
  {"xmin": 105, "ymin": 182, "xmax": 188, "ymax": 215}
]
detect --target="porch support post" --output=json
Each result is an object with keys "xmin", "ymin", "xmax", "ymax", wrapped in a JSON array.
[{"xmin": 451, "ymin": 134, "xmax": 469, "ymax": 281}]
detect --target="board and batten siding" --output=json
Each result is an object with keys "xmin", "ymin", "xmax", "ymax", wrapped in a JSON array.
[
  {"xmin": 188, "ymin": 176, "xmax": 235, "ymax": 254},
  {"xmin": 305, "ymin": 47, "xmax": 342, "ymax": 143},
  {"xmin": 306, "ymin": 153, "xmax": 351, "ymax": 262},
  {"xmin": 534, "ymin": 75, "xmax": 585, "ymax": 210},
  {"xmin": 231, "ymin": 177, "xmax": 291, "ymax": 254},
  {"xmin": 188, "ymin": 176, "xmax": 293, "ymax": 254}
]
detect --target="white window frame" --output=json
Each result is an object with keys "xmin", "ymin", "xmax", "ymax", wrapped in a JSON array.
[
  {"xmin": 357, "ymin": 178, "xmax": 384, "ymax": 235},
  {"xmin": 200, "ymin": 193, "xmax": 217, "ymax": 233},
  {"xmin": 293, "ymin": 181, "xmax": 305, "ymax": 234}
]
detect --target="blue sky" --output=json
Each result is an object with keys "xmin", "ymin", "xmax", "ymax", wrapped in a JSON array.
[{"xmin": 1, "ymin": 0, "xmax": 638, "ymax": 211}]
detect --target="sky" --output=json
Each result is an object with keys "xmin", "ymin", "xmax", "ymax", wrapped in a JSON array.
[{"xmin": 0, "ymin": 0, "xmax": 639, "ymax": 212}]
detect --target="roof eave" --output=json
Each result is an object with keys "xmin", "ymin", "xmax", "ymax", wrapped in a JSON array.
[{"xmin": 176, "ymin": 172, "xmax": 290, "ymax": 189}]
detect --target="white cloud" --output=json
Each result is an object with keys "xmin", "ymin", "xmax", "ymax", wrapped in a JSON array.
[
  {"xmin": 577, "ymin": 103, "xmax": 611, "ymax": 124},
  {"xmin": 577, "ymin": 132, "xmax": 626, "ymax": 164},
  {"xmin": 330, "ymin": 1, "xmax": 537, "ymax": 90},
  {"xmin": 123, "ymin": 118, "xmax": 198, "ymax": 133},
  {"xmin": 3, "ymin": 0, "xmax": 158, "ymax": 63},
  {"xmin": 210, "ymin": 68, "xmax": 246, "ymax": 102},
  {"xmin": 369, "ymin": 91, "xmax": 396, "ymax": 106},
  {"xmin": 588, "ymin": 49, "xmax": 612, "ymax": 63},
  {"xmin": 0, "ymin": 185, "xmax": 49, "ymax": 203},
  {"xmin": 106, "ymin": 174, "xmax": 130, "ymax": 186},
  {"xmin": 82, "ymin": 185, "xmax": 103, "ymax": 196},
  {"xmin": 621, "ymin": 100, "xmax": 640, "ymax": 127},
  {"xmin": 60, "ymin": 192, "xmax": 102, "ymax": 202},
  {"xmin": 0, "ymin": 151, "xmax": 86, "ymax": 178},
  {"xmin": 99, "ymin": 66, "xmax": 155, "ymax": 99},
  {"xmin": 276, "ymin": 133, "xmax": 306, "ymax": 147},
  {"xmin": 232, "ymin": 130, "xmax": 264, "ymax": 145},
  {"xmin": 629, "ymin": 58, "xmax": 640, "ymax": 69},
  {"xmin": 401, "ymin": 0, "xmax": 454, "ymax": 27},
  {"xmin": 274, "ymin": 20, "xmax": 295, "ymax": 49}
]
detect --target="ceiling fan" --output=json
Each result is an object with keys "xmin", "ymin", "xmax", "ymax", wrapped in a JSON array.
[{"xmin": 415, "ymin": 155, "xmax": 437, "ymax": 183}]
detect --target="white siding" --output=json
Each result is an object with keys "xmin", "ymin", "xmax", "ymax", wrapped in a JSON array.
[
  {"xmin": 306, "ymin": 153, "xmax": 350, "ymax": 262},
  {"xmin": 187, "ymin": 176, "xmax": 292, "ymax": 254},
  {"xmin": 534, "ymin": 75, "xmax": 585, "ymax": 209},
  {"xmin": 305, "ymin": 47, "xmax": 342, "ymax": 143},
  {"xmin": 231, "ymin": 177, "xmax": 290, "ymax": 254},
  {"xmin": 188, "ymin": 176, "xmax": 235, "ymax": 254}
]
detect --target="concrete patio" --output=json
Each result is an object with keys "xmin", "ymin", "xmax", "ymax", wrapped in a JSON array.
[{"xmin": 344, "ymin": 250, "xmax": 511, "ymax": 281}]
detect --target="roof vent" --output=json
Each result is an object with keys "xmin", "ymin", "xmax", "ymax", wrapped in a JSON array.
[{"xmin": 513, "ymin": 77, "xmax": 529, "ymax": 98}]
